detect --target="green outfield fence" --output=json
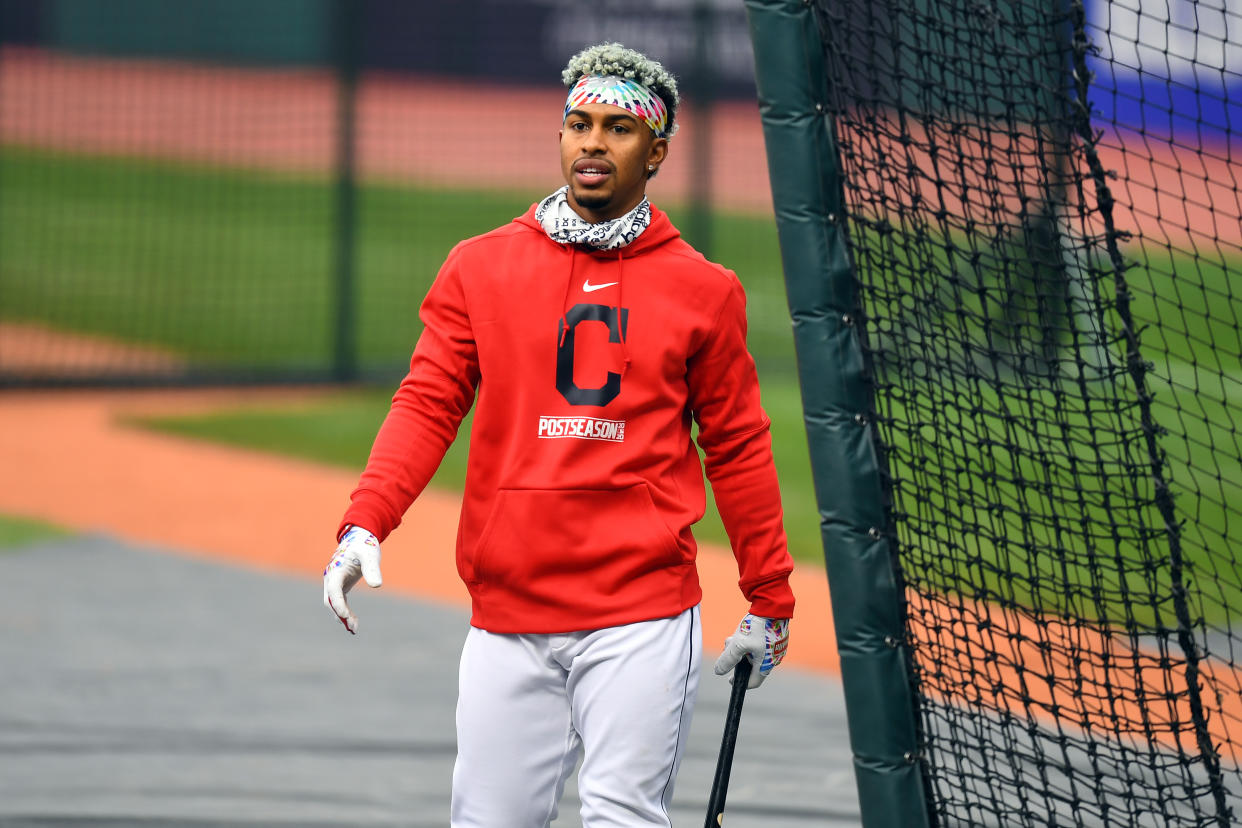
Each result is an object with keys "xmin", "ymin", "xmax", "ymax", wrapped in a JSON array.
[
  {"xmin": 747, "ymin": 0, "xmax": 1241, "ymax": 825},
  {"xmin": 0, "ymin": 0, "xmax": 792, "ymax": 386}
]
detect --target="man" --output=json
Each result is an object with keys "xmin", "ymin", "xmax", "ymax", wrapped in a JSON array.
[{"xmin": 323, "ymin": 42, "xmax": 794, "ymax": 827}]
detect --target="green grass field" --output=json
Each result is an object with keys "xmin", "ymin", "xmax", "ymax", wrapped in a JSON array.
[
  {"xmin": 4, "ymin": 145, "xmax": 1240, "ymax": 626},
  {"xmin": 0, "ymin": 147, "xmax": 795, "ymax": 373},
  {"xmin": 0, "ymin": 514, "xmax": 68, "ymax": 549},
  {"xmin": 879, "ymin": 373, "xmax": 1242, "ymax": 628}
]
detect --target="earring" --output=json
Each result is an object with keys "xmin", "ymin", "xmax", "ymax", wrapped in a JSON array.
[{"xmin": 648, "ymin": 165, "xmax": 655, "ymax": 171}]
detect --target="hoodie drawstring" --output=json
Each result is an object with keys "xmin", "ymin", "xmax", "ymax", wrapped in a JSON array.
[
  {"xmin": 616, "ymin": 249, "xmax": 631, "ymax": 378},
  {"xmin": 559, "ymin": 245, "xmax": 576, "ymax": 348},
  {"xmin": 559, "ymin": 244, "xmax": 631, "ymax": 379}
]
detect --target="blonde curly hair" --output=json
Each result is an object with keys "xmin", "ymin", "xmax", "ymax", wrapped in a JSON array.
[{"xmin": 561, "ymin": 42, "xmax": 680, "ymax": 139}]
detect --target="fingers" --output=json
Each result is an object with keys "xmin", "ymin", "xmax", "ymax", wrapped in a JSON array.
[
  {"xmin": 323, "ymin": 550, "xmax": 362, "ymax": 634},
  {"xmin": 746, "ymin": 661, "xmax": 766, "ymax": 689},
  {"xmin": 327, "ymin": 592, "xmax": 358, "ymax": 634},
  {"xmin": 344, "ymin": 526, "xmax": 383, "ymax": 588},
  {"xmin": 715, "ymin": 614, "xmax": 790, "ymax": 688},
  {"xmin": 713, "ymin": 639, "xmax": 746, "ymax": 676},
  {"xmin": 716, "ymin": 646, "xmax": 766, "ymax": 687},
  {"xmin": 323, "ymin": 568, "xmax": 358, "ymax": 633},
  {"xmin": 323, "ymin": 527, "xmax": 382, "ymax": 634},
  {"xmin": 360, "ymin": 548, "xmax": 383, "ymax": 589}
]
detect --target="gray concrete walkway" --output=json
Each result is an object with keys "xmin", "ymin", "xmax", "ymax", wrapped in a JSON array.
[{"xmin": 0, "ymin": 536, "xmax": 861, "ymax": 827}]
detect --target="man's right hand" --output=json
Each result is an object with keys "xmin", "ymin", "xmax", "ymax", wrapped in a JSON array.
[{"xmin": 322, "ymin": 526, "xmax": 383, "ymax": 634}]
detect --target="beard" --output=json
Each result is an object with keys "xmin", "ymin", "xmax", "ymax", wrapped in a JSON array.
[{"xmin": 571, "ymin": 187, "xmax": 612, "ymax": 212}]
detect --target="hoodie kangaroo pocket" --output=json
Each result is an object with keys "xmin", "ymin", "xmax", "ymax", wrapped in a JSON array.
[{"xmin": 468, "ymin": 484, "xmax": 683, "ymax": 591}]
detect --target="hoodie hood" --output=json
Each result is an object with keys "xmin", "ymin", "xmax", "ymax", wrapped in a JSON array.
[{"xmin": 515, "ymin": 199, "xmax": 682, "ymax": 258}]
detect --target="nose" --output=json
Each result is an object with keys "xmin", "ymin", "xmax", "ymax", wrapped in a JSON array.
[{"xmin": 582, "ymin": 123, "xmax": 608, "ymax": 153}]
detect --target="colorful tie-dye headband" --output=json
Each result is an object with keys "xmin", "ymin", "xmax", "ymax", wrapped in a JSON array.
[{"xmin": 564, "ymin": 75, "xmax": 670, "ymax": 139}]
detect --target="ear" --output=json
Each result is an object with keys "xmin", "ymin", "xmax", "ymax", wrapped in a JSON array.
[{"xmin": 646, "ymin": 137, "xmax": 669, "ymax": 174}]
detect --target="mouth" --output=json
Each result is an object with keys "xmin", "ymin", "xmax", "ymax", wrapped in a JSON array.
[{"xmin": 573, "ymin": 159, "xmax": 613, "ymax": 185}]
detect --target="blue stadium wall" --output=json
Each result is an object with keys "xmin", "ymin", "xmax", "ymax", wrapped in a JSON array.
[
  {"xmin": 1084, "ymin": 0, "xmax": 1242, "ymax": 148},
  {"xmin": 4, "ymin": 0, "xmax": 1234, "ymax": 142},
  {"xmin": 0, "ymin": 0, "xmax": 761, "ymax": 99}
]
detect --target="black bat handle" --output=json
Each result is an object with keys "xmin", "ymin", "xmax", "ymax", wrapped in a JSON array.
[{"xmin": 704, "ymin": 657, "xmax": 752, "ymax": 827}]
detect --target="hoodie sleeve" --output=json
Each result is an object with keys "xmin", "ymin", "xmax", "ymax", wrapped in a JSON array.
[
  {"xmin": 338, "ymin": 252, "xmax": 480, "ymax": 542},
  {"xmin": 687, "ymin": 275, "xmax": 796, "ymax": 619}
]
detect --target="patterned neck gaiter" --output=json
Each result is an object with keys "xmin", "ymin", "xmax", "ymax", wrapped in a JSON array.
[{"xmin": 535, "ymin": 186, "xmax": 651, "ymax": 250}]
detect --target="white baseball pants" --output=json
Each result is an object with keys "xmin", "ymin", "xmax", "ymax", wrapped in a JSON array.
[{"xmin": 450, "ymin": 605, "xmax": 701, "ymax": 827}]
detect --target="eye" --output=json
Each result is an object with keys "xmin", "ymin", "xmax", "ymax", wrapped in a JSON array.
[{"xmin": 610, "ymin": 124, "xmax": 630, "ymax": 134}]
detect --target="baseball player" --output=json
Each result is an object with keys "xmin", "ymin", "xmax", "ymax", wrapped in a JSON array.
[{"xmin": 323, "ymin": 42, "xmax": 794, "ymax": 827}]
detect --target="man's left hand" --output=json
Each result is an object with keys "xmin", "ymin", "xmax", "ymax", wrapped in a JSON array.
[{"xmin": 713, "ymin": 614, "xmax": 789, "ymax": 689}]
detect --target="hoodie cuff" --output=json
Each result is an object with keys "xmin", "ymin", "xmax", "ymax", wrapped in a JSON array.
[
  {"xmin": 338, "ymin": 491, "xmax": 401, "ymax": 544},
  {"xmin": 744, "ymin": 572, "xmax": 796, "ymax": 620}
]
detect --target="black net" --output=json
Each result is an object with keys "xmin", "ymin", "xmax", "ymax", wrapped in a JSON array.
[{"xmin": 811, "ymin": 0, "xmax": 1241, "ymax": 825}]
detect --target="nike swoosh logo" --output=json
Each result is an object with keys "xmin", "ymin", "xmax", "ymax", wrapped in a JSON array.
[{"xmin": 582, "ymin": 280, "xmax": 618, "ymax": 293}]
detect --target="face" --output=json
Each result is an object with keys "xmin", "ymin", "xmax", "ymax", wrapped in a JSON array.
[{"xmin": 560, "ymin": 103, "xmax": 669, "ymax": 223}]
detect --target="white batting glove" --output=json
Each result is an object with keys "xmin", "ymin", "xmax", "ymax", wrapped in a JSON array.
[
  {"xmin": 713, "ymin": 614, "xmax": 790, "ymax": 689},
  {"xmin": 322, "ymin": 525, "xmax": 383, "ymax": 634}
]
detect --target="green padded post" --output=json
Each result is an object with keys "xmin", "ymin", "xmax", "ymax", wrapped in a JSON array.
[{"xmin": 742, "ymin": 2, "xmax": 933, "ymax": 826}]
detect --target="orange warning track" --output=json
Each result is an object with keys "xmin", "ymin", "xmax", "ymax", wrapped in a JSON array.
[
  {"xmin": 0, "ymin": 322, "xmax": 185, "ymax": 376},
  {"xmin": 908, "ymin": 591, "xmax": 1241, "ymax": 762},
  {"xmin": 0, "ymin": 389, "xmax": 840, "ymax": 673},
  {"xmin": 2, "ymin": 389, "xmax": 1239, "ymax": 760}
]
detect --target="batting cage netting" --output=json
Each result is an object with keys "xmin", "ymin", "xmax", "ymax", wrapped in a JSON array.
[{"xmin": 805, "ymin": 0, "xmax": 1240, "ymax": 824}]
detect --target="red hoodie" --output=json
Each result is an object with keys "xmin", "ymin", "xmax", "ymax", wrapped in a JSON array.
[{"xmin": 339, "ymin": 201, "xmax": 795, "ymax": 633}]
